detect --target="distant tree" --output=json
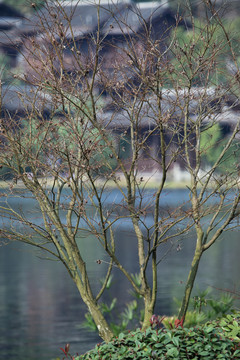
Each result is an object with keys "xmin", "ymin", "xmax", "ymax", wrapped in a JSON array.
[
  {"xmin": 168, "ymin": 0, "xmax": 205, "ymax": 16},
  {"xmin": 200, "ymin": 123, "xmax": 240, "ymax": 173},
  {"xmin": 0, "ymin": 0, "xmax": 240, "ymax": 343},
  {"xmin": 168, "ymin": 0, "xmax": 240, "ymax": 18},
  {"xmin": 3, "ymin": 0, "xmax": 44, "ymax": 13},
  {"xmin": 0, "ymin": 53, "xmax": 10, "ymax": 81}
]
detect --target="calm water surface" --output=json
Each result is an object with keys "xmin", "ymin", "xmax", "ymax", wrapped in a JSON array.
[{"xmin": 0, "ymin": 189, "xmax": 239, "ymax": 359}]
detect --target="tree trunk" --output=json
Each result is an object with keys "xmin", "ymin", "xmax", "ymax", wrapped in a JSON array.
[
  {"xmin": 141, "ymin": 290, "xmax": 155, "ymax": 330},
  {"xmin": 86, "ymin": 299, "xmax": 114, "ymax": 342},
  {"xmin": 74, "ymin": 271, "xmax": 114, "ymax": 342},
  {"xmin": 178, "ymin": 247, "xmax": 202, "ymax": 321}
]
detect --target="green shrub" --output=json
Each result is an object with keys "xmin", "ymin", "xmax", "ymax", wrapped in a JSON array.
[
  {"xmin": 212, "ymin": 313, "xmax": 240, "ymax": 341},
  {"xmin": 76, "ymin": 322, "xmax": 240, "ymax": 360},
  {"xmin": 162, "ymin": 288, "xmax": 237, "ymax": 329},
  {"xmin": 162, "ymin": 311, "xmax": 206, "ymax": 329},
  {"xmin": 58, "ymin": 313, "xmax": 240, "ymax": 359}
]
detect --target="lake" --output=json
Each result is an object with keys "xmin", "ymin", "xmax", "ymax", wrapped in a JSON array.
[{"xmin": 0, "ymin": 188, "xmax": 239, "ymax": 360}]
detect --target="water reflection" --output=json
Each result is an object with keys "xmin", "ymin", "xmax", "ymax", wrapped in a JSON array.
[
  {"xmin": 0, "ymin": 241, "xmax": 101, "ymax": 359},
  {"xmin": 0, "ymin": 189, "xmax": 239, "ymax": 360}
]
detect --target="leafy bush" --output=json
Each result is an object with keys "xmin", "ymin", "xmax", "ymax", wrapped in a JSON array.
[
  {"xmin": 163, "ymin": 288, "xmax": 236, "ymax": 329},
  {"xmin": 76, "ymin": 322, "xmax": 240, "ymax": 360},
  {"xmin": 212, "ymin": 313, "xmax": 240, "ymax": 341},
  {"xmin": 162, "ymin": 311, "xmax": 207, "ymax": 329},
  {"xmin": 58, "ymin": 313, "xmax": 240, "ymax": 359}
]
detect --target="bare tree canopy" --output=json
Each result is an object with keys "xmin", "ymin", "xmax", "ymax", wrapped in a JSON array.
[{"xmin": 0, "ymin": 0, "xmax": 240, "ymax": 342}]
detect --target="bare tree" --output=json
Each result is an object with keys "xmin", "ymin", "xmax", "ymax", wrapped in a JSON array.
[{"xmin": 0, "ymin": 0, "xmax": 239, "ymax": 342}]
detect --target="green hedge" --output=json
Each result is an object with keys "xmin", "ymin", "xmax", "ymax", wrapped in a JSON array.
[{"xmin": 76, "ymin": 314, "xmax": 240, "ymax": 360}]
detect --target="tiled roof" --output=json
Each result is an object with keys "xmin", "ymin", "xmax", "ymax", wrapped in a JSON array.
[
  {"xmin": 19, "ymin": 2, "xmax": 125, "ymax": 36},
  {"xmin": 19, "ymin": 1, "xmax": 172, "ymax": 38},
  {"xmin": 1, "ymin": 85, "xmax": 53, "ymax": 113},
  {"xmin": 0, "ymin": 3, "xmax": 24, "ymax": 18}
]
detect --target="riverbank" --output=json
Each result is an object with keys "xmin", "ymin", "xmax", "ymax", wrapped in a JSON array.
[
  {"xmin": 0, "ymin": 175, "xmax": 190, "ymax": 191},
  {"xmin": 0, "ymin": 169, "xmax": 238, "ymax": 191}
]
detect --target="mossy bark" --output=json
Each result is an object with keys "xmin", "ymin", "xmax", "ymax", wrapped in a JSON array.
[
  {"xmin": 178, "ymin": 246, "xmax": 202, "ymax": 320},
  {"xmin": 84, "ymin": 298, "xmax": 114, "ymax": 342},
  {"xmin": 142, "ymin": 291, "xmax": 155, "ymax": 330}
]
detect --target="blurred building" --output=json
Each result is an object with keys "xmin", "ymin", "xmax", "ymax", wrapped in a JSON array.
[
  {"xmin": 0, "ymin": 2, "xmax": 25, "ymax": 67},
  {"xmin": 16, "ymin": 1, "xmax": 176, "ymax": 82},
  {"xmin": 1, "ymin": 1, "xmax": 240, "ymax": 177}
]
